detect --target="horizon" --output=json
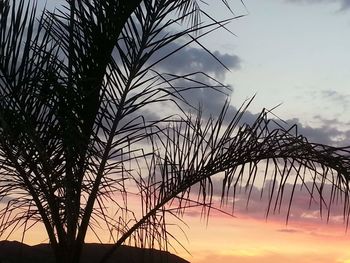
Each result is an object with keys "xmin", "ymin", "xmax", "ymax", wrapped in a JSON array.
[{"xmin": 1, "ymin": 1, "xmax": 350, "ymax": 263}]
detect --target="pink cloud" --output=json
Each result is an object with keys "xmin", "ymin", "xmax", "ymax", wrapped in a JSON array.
[
  {"xmin": 194, "ymin": 251, "xmax": 342, "ymax": 263},
  {"xmin": 186, "ymin": 177, "xmax": 349, "ymax": 228}
]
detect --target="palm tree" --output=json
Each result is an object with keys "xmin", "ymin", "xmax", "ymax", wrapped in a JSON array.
[{"xmin": 0, "ymin": 0, "xmax": 349, "ymax": 263}]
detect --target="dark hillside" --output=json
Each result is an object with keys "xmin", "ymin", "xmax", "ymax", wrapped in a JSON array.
[{"xmin": 0, "ymin": 241, "xmax": 189, "ymax": 263}]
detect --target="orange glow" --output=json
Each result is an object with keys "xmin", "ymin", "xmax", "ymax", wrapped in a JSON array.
[
  {"xmin": 176, "ymin": 212, "xmax": 350, "ymax": 263},
  {"xmin": 2, "ymin": 194, "xmax": 350, "ymax": 263}
]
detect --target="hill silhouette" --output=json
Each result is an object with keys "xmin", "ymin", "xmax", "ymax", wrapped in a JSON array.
[{"xmin": 0, "ymin": 241, "xmax": 189, "ymax": 263}]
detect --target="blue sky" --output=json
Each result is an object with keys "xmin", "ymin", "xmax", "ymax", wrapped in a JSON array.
[
  {"xmin": 200, "ymin": 0, "xmax": 350, "ymax": 145},
  {"xmin": 10, "ymin": 1, "xmax": 350, "ymax": 262},
  {"xmin": 41, "ymin": 0, "xmax": 350, "ymax": 146}
]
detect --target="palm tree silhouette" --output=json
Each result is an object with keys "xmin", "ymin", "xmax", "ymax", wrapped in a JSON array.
[{"xmin": 0, "ymin": 1, "xmax": 349, "ymax": 263}]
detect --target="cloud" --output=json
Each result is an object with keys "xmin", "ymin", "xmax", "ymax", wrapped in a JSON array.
[
  {"xmin": 154, "ymin": 42, "xmax": 241, "ymax": 80},
  {"xmin": 197, "ymin": 250, "xmax": 340, "ymax": 263},
  {"xmin": 153, "ymin": 87, "xmax": 349, "ymax": 146},
  {"xmin": 314, "ymin": 115, "xmax": 350, "ymax": 126},
  {"xmin": 137, "ymin": 23, "xmax": 349, "ymax": 163},
  {"xmin": 129, "ymin": 32, "xmax": 242, "ymax": 123},
  {"xmin": 284, "ymin": 118, "xmax": 347, "ymax": 145},
  {"xmin": 341, "ymin": 0, "xmax": 350, "ymax": 8},
  {"xmin": 276, "ymin": 228, "xmax": 301, "ymax": 233},
  {"xmin": 195, "ymin": 174, "xmax": 348, "ymax": 226},
  {"xmin": 0, "ymin": 195, "xmax": 12, "ymax": 204},
  {"xmin": 235, "ymin": 108, "xmax": 349, "ymax": 146},
  {"xmin": 319, "ymin": 89, "xmax": 350, "ymax": 112},
  {"xmin": 286, "ymin": 0, "xmax": 350, "ymax": 10}
]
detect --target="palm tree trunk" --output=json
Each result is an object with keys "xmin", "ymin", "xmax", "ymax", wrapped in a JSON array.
[{"xmin": 53, "ymin": 244, "xmax": 82, "ymax": 263}]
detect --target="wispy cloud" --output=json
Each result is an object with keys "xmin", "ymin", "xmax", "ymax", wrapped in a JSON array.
[
  {"xmin": 276, "ymin": 228, "xmax": 302, "ymax": 233},
  {"xmin": 195, "ymin": 250, "xmax": 342, "ymax": 263},
  {"xmin": 286, "ymin": 0, "xmax": 350, "ymax": 10},
  {"xmin": 192, "ymin": 176, "xmax": 347, "ymax": 227},
  {"xmin": 319, "ymin": 89, "xmax": 350, "ymax": 111}
]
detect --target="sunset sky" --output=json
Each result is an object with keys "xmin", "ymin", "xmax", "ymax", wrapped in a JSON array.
[
  {"xmin": 6, "ymin": 0, "xmax": 350, "ymax": 262},
  {"xmin": 174, "ymin": 0, "xmax": 350, "ymax": 262}
]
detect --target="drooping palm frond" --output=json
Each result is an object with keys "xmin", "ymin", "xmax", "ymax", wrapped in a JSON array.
[
  {"xmin": 0, "ymin": 0, "xmax": 65, "ymax": 248},
  {"xmin": 1, "ymin": 0, "xmax": 350, "ymax": 263},
  {"xmin": 0, "ymin": 0, "xmax": 244, "ymax": 261},
  {"xmin": 72, "ymin": 1, "xmax": 242, "ymax": 253},
  {"xmin": 99, "ymin": 99, "xmax": 350, "ymax": 261}
]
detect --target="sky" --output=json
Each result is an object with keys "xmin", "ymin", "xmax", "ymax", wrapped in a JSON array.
[
  {"xmin": 167, "ymin": 0, "xmax": 350, "ymax": 262},
  {"xmin": 4, "ymin": 0, "xmax": 350, "ymax": 262}
]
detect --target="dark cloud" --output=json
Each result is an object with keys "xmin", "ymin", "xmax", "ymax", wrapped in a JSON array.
[
  {"xmin": 138, "ymin": 21, "xmax": 349, "ymax": 151},
  {"xmin": 152, "ymin": 72, "xmax": 350, "ymax": 147},
  {"xmin": 314, "ymin": 115, "xmax": 350, "ymax": 126},
  {"xmin": 231, "ymin": 108, "xmax": 349, "ymax": 146},
  {"xmin": 311, "ymin": 116, "xmax": 350, "ymax": 145},
  {"xmin": 139, "ymin": 108, "xmax": 164, "ymax": 121},
  {"xmin": 117, "ymin": 28, "xmax": 241, "ymax": 123},
  {"xmin": 342, "ymin": 0, "xmax": 350, "ymax": 8},
  {"xmin": 284, "ymin": 118, "xmax": 346, "ymax": 145},
  {"xmin": 143, "ymin": 90, "xmax": 350, "ymax": 148},
  {"xmin": 143, "ymin": 86, "xmax": 350, "ymax": 154},
  {"xmin": 154, "ymin": 42, "xmax": 241, "ymax": 80}
]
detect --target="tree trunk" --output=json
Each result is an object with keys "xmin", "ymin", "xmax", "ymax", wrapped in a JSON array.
[{"xmin": 54, "ymin": 244, "xmax": 82, "ymax": 263}]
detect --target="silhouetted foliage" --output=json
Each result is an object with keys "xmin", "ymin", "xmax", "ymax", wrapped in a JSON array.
[
  {"xmin": 0, "ymin": 240, "xmax": 188, "ymax": 263},
  {"xmin": 1, "ymin": 1, "xmax": 350, "ymax": 263}
]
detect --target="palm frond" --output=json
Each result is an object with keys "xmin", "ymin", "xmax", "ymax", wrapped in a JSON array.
[
  {"xmin": 99, "ymin": 99, "xmax": 350, "ymax": 260},
  {"xmin": 2, "ymin": 1, "xmax": 349, "ymax": 263}
]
